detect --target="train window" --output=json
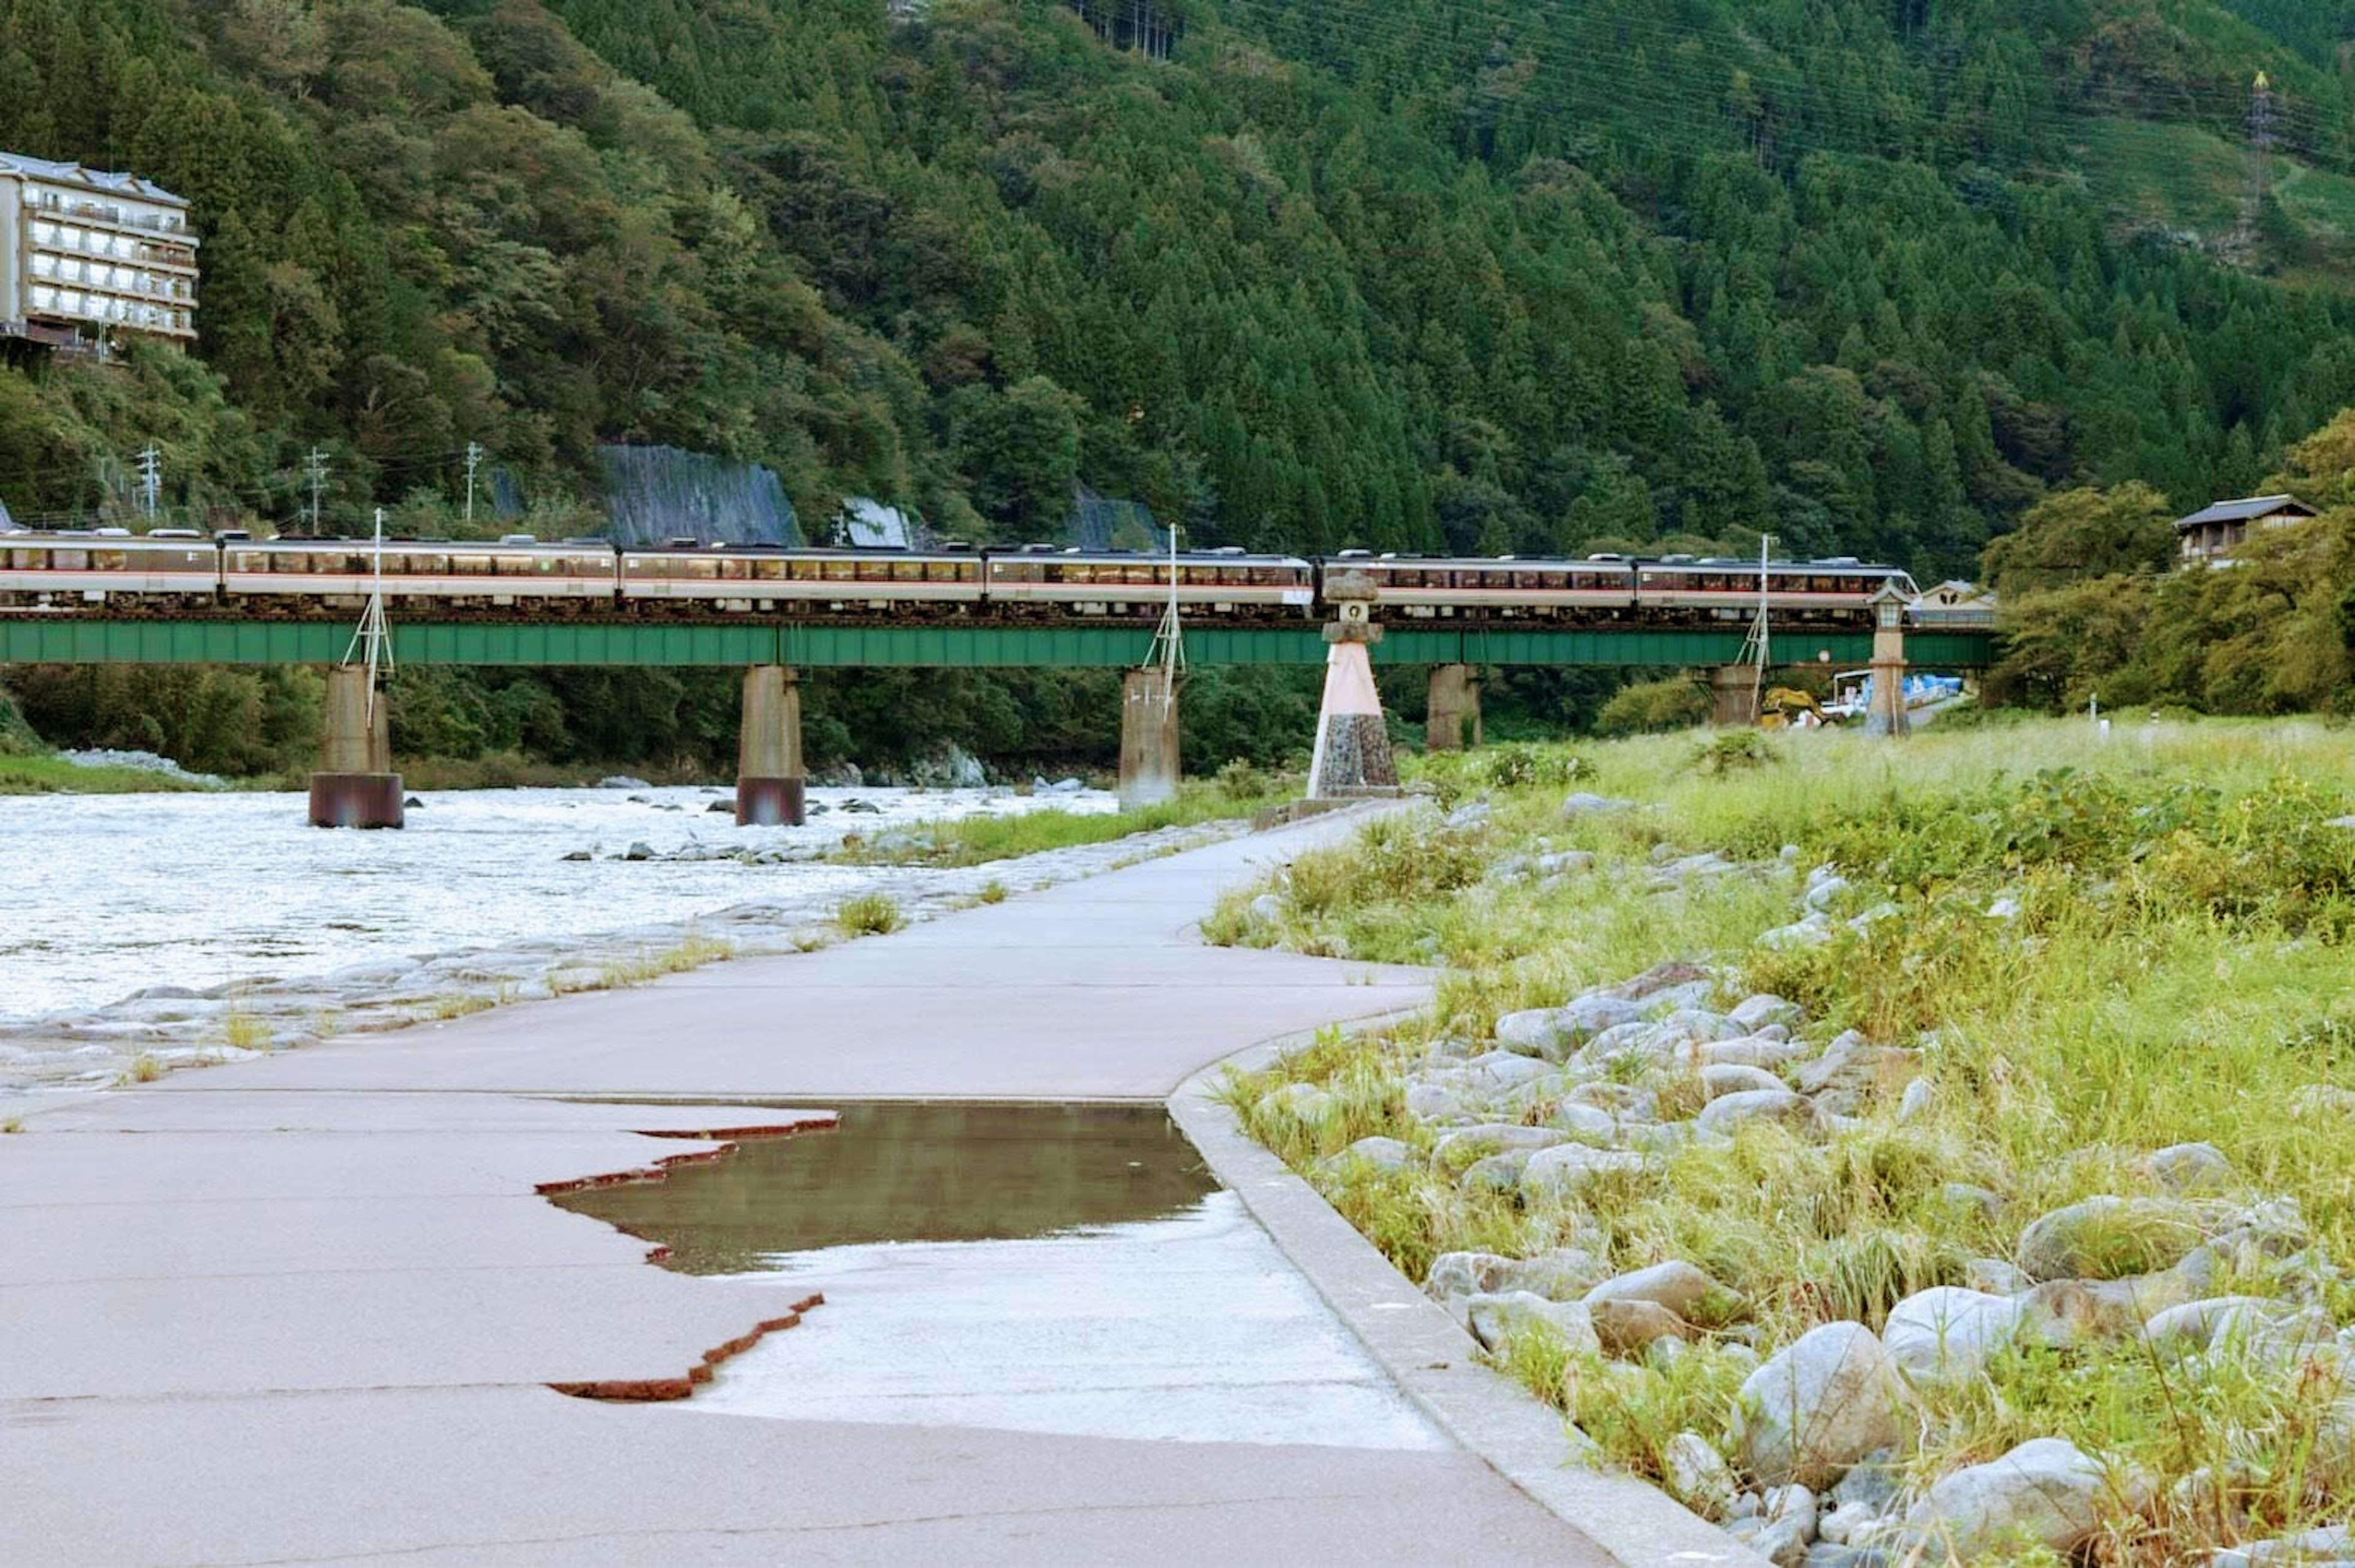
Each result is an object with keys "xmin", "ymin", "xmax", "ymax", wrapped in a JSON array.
[
  {"xmin": 925, "ymin": 559, "xmax": 959, "ymax": 583},
  {"xmin": 451, "ymin": 554, "xmax": 491, "ymax": 575},
  {"xmin": 493, "ymin": 554, "xmax": 534, "ymax": 576},
  {"xmin": 822, "ymin": 558, "xmax": 854, "ymax": 582},
  {"xmin": 411, "ymin": 554, "xmax": 448, "ymax": 575},
  {"xmin": 787, "ymin": 559, "xmax": 819, "ymax": 581},
  {"xmin": 749, "ymin": 557, "xmax": 783, "ymax": 582},
  {"xmin": 887, "ymin": 560, "xmax": 919, "ymax": 582}
]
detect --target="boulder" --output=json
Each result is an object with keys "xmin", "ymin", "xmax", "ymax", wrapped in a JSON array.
[
  {"xmin": 1964, "ymin": 1258, "xmax": 2029, "ymax": 1295},
  {"xmin": 1736, "ymin": 1323, "xmax": 1912, "ymax": 1488},
  {"xmin": 2144, "ymin": 1141, "xmax": 2233, "ymax": 1193},
  {"xmin": 1499, "ymin": 1247, "xmax": 1606, "ymax": 1301},
  {"xmin": 1895, "ymin": 1078, "xmax": 1933, "ymax": 1123},
  {"xmin": 1589, "ymin": 1297, "xmax": 1693, "ymax": 1356},
  {"xmin": 1601, "ymin": 959, "xmax": 1711, "ymax": 1001},
  {"xmin": 1794, "ymin": 1034, "xmax": 1920, "ymax": 1100},
  {"xmin": 1457, "ymin": 1150, "xmax": 1534, "ymax": 1193},
  {"xmin": 1705, "ymin": 1036, "xmax": 1811, "ymax": 1069},
  {"xmin": 1253, "ymin": 1082, "xmax": 1334, "ymax": 1125},
  {"xmin": 1560, "ymin": 791, "xmax": 1635, "ymax": 818},
  {"xmin": 1900, "ymin": 1437, "xmax": 2108, "ymax": 1559},
  {"xmin": 1661, "ymin": 1431, "xmax": 1739, "ymax": 1520},
  {"xmin": 1463, "ymin": 1291, "xmax": 1602, "ymax": 1356},
  {"xmin": 1542, "ymin": 1101, "xmax": 1622, "ymax": 1145},
  {"xmin": 2016, "ymin": 1195, "xmax": 2206, "ymax": 1282},
  {"xmin": 1803, "ymin": 874, "xmax": 1851, "ymax": 914},
  {"xmin": 1322, "ymin": 1136, "xmax": 1415, "ymax": 1175},
  {"xmin": 1697, "ymin": 1088, "xmax": 1819, "ymax": 1138},
  {"xmin": 1585, "ymin": 1260, "xmax": 1732, "ymax": 1321},
  {"xmin": 1425, "ymin": 1252, "xmax": 1516, "ymax": 1302},
  {"xmin": 1521, "ymin": 1142, "xmax": 1644, "ymax": 1200},
  {"xmin": 1403, "ymin": 1082, "xmax": 1471, "ymax": 1122},
  {"xmin": 1454, "ymin": 1051, "xmax": 1554, "ymax": 1095},
  {"xmin": 2291, "ymin": 1084, "xmax": 2355, "ymax": 1119},
  {"xmin": 1881, "ymin": 1287, "xmax": 2024, "ymax": 1386},
  {"xmin": 1495, "ymin": 995, "xmax": 1644, "ymax": 1060},
  {"xmin": 2141, "ymin": 1296, "xmax": 2278, "ymax": 1361},
  {"xmin": 1730, "ymin": 993, "xmax": 1802, "ymax": 1031},
  {"xmin": 2210, "ymin": 1526, "xmax": 2355, "ymax": 1568},
  {"xmin": 1703, "ymin": 1063, "xmax": 1788, "ymax": 1098}
]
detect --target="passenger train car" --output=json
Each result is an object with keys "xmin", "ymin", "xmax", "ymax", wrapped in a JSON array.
[{"xmin": 0, "ymin": 527, "xmax": 1929, "ymax": 627}]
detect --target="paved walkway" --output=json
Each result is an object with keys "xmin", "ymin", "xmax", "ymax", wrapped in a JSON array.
[{"xmin": 1, "ymin": 814, "xmax": 1615, "ymax": 1565}]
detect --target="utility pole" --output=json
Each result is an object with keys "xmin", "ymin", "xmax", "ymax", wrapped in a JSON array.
[
  {"xmin": 1734, "ymin": 533, "xmax": 1775, "ymax": 725},
  {"xmin": 136, "ymin": 445, "xmax": 161, "ymax": 523},
  {"xmin": 305, "ymin": 447, "xmax": 328, "ymax": 534},
  {"xmin": 463, "ymin": 441, "xmax": 483, "ymax": 526}
]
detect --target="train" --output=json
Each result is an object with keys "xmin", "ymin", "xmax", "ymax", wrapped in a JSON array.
[{"xmin": 0, "ymin": 527, "xmax": 1953, "ymax": 626}]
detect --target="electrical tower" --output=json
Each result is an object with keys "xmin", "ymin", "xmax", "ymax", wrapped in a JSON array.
[
  {"xmin": 464, "ymin": 442, "xmax": 483, "ymax": 526},
  {"xmin": 1732, "ymin": 534, "xmax": 1775, "ymax": 726},
  {"xmin": 342, "ymin": 507, "xmax": 394, "ymax": 721},
  {"xmin": 305, "ymin": 448, "xmax": 329, "ymax": 533},
  {"xmin": 2235, "ymin": 71, "xmax": 2278, "ymax": 262},
  {"xmin": 136, "ymin": 445, "xmax": 161, "ymax": 522}
]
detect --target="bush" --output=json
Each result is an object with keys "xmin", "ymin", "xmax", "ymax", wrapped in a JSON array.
[
  {"xmin": 835, "ymin": 892, "xmax": 905, "ymax": 935},
  {"xmin": 1593, "ymin": 676, "xmax": 1708, "ymax": 736},
  {"xmin": 1692, "ymin": 731, "xmax": 1776, "ymax": 776},
  {"xmin": 1469, "ymin": 743, "xmax": 1587, "ymax": 790},
  {"xmin": 0, "ymin": 690, "xmax": 42, "ymax": 757}
]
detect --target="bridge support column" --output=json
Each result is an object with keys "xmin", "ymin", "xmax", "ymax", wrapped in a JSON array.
[
  {"xmin": 1710, "ymin": 665, "xmax": 1758, "ymax": 727},
  {"xmin": 1306, "ymin": 577, "xmax": 1398, "ymax": 799},
  {"xmin": 1865, "ymin": 623, "xmax": 1910, "ymax": 739},
  {"xmin": 1425, "ymin": 664, "xmax": 1482, "ymax": 752},
  {"xmin": 308, "ymin": 665, "xmax": 402, "ymax": 829},
  {"xmin": 737, "ymin": 665, "xmax": 806, "ymax": 826},
  {"xmin": 1119, "ymin": 668, "xmax": 1181, "ymax": 809}
]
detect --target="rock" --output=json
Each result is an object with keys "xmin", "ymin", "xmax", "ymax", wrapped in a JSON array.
[
  {"xmin": 841, "ymin": 797, "xmax": 883, "ymax": 814},
  {"xmin": 1661, "ymin": 1431, "xmax": 1739, "ymax": 1520},
  {"xmin": 1322, "ymin": 1136, "xmax": 1415, "ymax": 1174},
  {"xmin": 2211, "ymin": 1526, "xmax": 2355, "ymax": 1567},
  {"xmin": 1882, "ymin": 1287, "xmax": 2024, "ymax": 1386},
  {"xmin": 1703, "ymin": 1063, "xmax": 1788, "ymax": 1098},
  {"xmin": 1601, "ymin": 959, "xmax": 1710, "ymax": 1001},
  {"xmin": 1249, "ymin": 892, "xmax": 1285, "ymax": 923},
  {"xmin": 1432, "ymin": 1123, "xmax": 1569, "ymax": 1168},
  {"xmin": 1900, "ymin": 1437, "xmax": 2108, "ymax": 1559},
  {"xmin": 1938, "ymin": 1184, "xmax": 2004, "ymax": 1224},
  {"xmin": 706, "ymin": 800, "xmax": 734, "ymax": 814},
  {"xmin": 1425, "ymin": 1252, "xmax": 1517, "ymax": 1302},
  {"xmin": 402, "ymin": 794, "xmax": 424, "ymax": 807},
  {"xmin": 1458, "ymin": 1150, "xmax": 1533, "ymax": 1193},
  {"xmin": 1499, "ymin": 1248, "xmax": 1606, "ymax": 1301},
  {"xmin": 1818, "ymin": 1502, "xmax": 1880, "ymax": 1547},
  {"xmin": 1731, "ymin": 993, "xmax": 1802, "ymax": 1031},
  {"xmin": 1040, "ymin": 776, "xmax": 1086, "ymax": 795},
  {"xmin": 621, "ymin": 841, "xmax": 654, "ymax": 862},
  {"xmin": 560, "ymin": 849, "xmax": 594, "ymax": 862},
  {"xmin": 1895, "ymin": 1077, "xmax": 1933, "ymax": 1122},
  {"xmin": 1403, "ymin": 1082, "xmax": 1470, "ymax": 1122},
  {"xmin": 1985, "ymin": 894, "xmax": 2022, "ymax": 919},
  {"xmin": 2145, "ymin": 1141, "xmax": 2233, "ymax": 1193},
  {"xmin": 1803, "ymin": 874, "xmax": 1851, "ymax": 914},
  {"xmin": 1585, "ymin": 1260, "xmax": 1730, "ymax": 1320},
  {"xmin": 1794, "ymin": 1035, "xmax": 1920, "ymax": 1100},
  {"xmin": 1736, "ymin": 1323, "xmax": 1911, "ymax": 1488},
  {"xmin": 1590, "ymin": 1297, "xmax": 1693, "ymax": 1356},
  {"xmin": 596, "ymin": 775, "xmax": 651, "ymax": 789},
  {"xmin": 1651, "ymin": 1008, "xmax": 1740, "ymax": 1047},
  {"xmin": 1495, "ymin": 996, "xmax": 1645, "ymax": 1060},
  {"xmin": 1828, "ymin": 1451, "xmax": 1903, "ymax": 1515},
  {"xmin": 1964, "ymin": 1257, "xmax": 2028, "ymax": 1295},
  {"xmin": 1534, "ymin": 849, "xmax": 1595, "ymax": 876},
  {"xmin": 1697, "ymin": 1088, "xmax": 1819, "ymax": 1138},
  {"xmin": 1520, "ymin": 1142, "xmax": 1644, "ymax": 1199},
  {"xmin": 1706, "ymin": 1036, "xmax": 1811, "ymax": 1069},
  {"xmin": 2016, "ymin": 1194, "xmax": 2205, "ymax": 1282},
  {"xmin": 1560, "ymin": 791, "xmax": 1634, "ymax": 818},
  {"xmin": 1254, "ymin": 1082, "xmax": 1334, "ymax": 1124},
  {"xmin": 1464, "ymin": 1291, "xmax": 1602, "ymax": 1357},
  {"xmin": 2142, "ymin": 1296, "xmax": 2279, "ymax": 1360},
  {"xmin": 1455, "ymin": 1051, "xmax": 1553, "ymax": 1094},
  {"xmin": 1542, "ymin": 1102, "xmax": 1622, "ymax": 1144},
  {"xmin": 2289, "ymin": 1084, "xmax": 2355, "ymax": 1119}
]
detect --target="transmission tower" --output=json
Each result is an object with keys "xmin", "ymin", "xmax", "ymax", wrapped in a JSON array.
[
  {"xmin": 1732, "ymin": 534, "xmax": 1775, "ymax": 725},
  {"xmin": 136, "ymin": 445, "xmax": 161, "ymax": 522},
  {"xmin": 2235, "ymin": 71, "xmax": 2278, "ymax": 262},
  {"xmin": 342, "ymin": 507, "xmax": 395, "ymax": 722},
  {"xmin": 305, "ymin": 447, "xmax": 329, "ymax": 533},
  {"xmin": 464, "ymin": 441, "xmax": 483, "ymax": 526}
]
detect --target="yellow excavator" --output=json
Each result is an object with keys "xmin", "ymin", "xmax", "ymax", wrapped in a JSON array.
[{"xmin": 1758, "ymin": 687, "xmax": 1833, "ymax": 729}]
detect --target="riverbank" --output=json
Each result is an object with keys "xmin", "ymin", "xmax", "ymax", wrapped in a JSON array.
[
  {"xmin": 0, "ymin": 784, "xmax": 1258, "ymax": 1109},
  {"xmin": 0, "ymin": 752, "xmax": 216, "ymax": 794},
  {"xmin": 1214, "ymin": 719, "xmax": 2355, "ymax": 1566}
]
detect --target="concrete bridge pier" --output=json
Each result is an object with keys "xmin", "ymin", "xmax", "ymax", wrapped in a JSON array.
[
  {"xmin": 1119, "ymin": 667, "xmax": 1181, "ymax": 809},
  {"xmin": 736, "ymin": 665, "xmax": 806, "ymax": 826},
  {"xmin": 1424, "ymin": 664, "xmax": 1482, "ymax": 751},
  {"xmin": 1709, "ymin": 665, "xmax": 1759, "ymax": 727},
  {"xmin": 308, "ymin": 665, "xmax": 403, "ymax": 829}
]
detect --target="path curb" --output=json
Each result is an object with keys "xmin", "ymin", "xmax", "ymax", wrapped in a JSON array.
[{"xmin": 1170, "ymin": 1033, "xmax": 1767, "ymax": 1568}]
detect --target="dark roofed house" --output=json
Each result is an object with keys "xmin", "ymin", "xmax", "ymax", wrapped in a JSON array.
[{"xmin": 2172, "ymin": 494, "xmax": 2318, "ymax": 567}]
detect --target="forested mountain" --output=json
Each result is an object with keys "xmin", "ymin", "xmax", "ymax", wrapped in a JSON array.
[
  {"xmin": 7, "ymin": 0, "xmax": 2355, "ymax": 579},
  {"xmin": 6, "ymin": 0, "xmax": 2355, "ymax": 770}
]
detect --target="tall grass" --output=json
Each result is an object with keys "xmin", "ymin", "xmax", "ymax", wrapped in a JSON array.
[
  {"xmin": 1223, "ymin": 718, "xmax": 2355, "ymax": 1561},
  {"xmin": 836, "ymin": 778, "xmax": 1289, "ymax": 868}
]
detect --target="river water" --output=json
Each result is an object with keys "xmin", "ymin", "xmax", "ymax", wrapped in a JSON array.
[{"xmin": 0, "ymin": 784, "xmax": 1111, "ymax": 1026}]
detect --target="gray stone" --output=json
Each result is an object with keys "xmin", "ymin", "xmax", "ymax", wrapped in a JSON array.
[
  {"xmin": 1818, "ymin": 1501, "xmax": 1880, "ymax": 1547},
  {"xmin": 1757, "ymin": 917, "xmax": 1834, "ymax": 950},
  {"xmin": 1736, "ymin": 1323, "xmax": 1912, "ymax": 1488},
  {"xmin": 1498, "ymin": 1247, "xmax": 1606, "ymax": 1301},
  {"xmin": 1584, "ymin": 1260, "xmax": 1729, "ymax": 1320},
  {"xmin": 1702, "ymin": 1063, "xmax": 1787, "ymax": 1098},
  {"xmin": 1802, "ymin": 874, "xmax": 1851, "ymax": 914},
  {"xmin": 1494, "ymin": 994, "xmax": 1645, "ymax": 1061},
  {"xmin": 1652, "ymin": 1008, "xmax": 1740, "ymax": 1046},
  {"xmin": 1696, "ymin": 1088, "xmax": 1818, "ymax": 1138},
  {"xmin": 1455, "ymin": 1051, "xmax": 1553, "ymax": 1094},
  {"xmin": 2211, "ymin": 1526, "xmax": 2355, "ymax": 1567},
  {"xmin": 1249, "ymin": 892, "xmax": 1285, "ymax": 923},
  {"xmin": 1828, "ymin": 1451, "xmax": 1902, "ymax": 1514},
  {"xmin": 1432, "ymin": 1123, "xmax": 1569, "ymax": 1168},
  {"xmin": 1938, "ymin": 1184, "xmax": 2004, "ymax": 1223},
  {"xmin": 622, "ymin": 841, "xmax": 654, "ymax": 861},
  {"xmin": 1541, "ymin": 1101, "xmax": 1622, "ymax": 1144},
  {"xmin": 1900, "ymin": 1437, "xmax": 2107, "ymax": 1559},
  {"xmin": 1661, "ymin": 1431, "xmax": 1739, "ymax": 1520},
  {"xmin": 1322, "ymin": 1135, "xmax": 1415, "ymax": 1174},
  {"xmin": 1520, "ymin": 1142, "xmax": 1644, "ymax": 1199},
  {"xmin": 1589, "ymin": 1297, "xmax": 1692, "ymax": 1356},
  {"xmin": 1731, "ymin": 993, "xmax": 1801, "ymax": 1031},
  {"xmin": 1560, "ymin": 791, "xmax": 1635, "ymax": 818},
  {"xmin": 1601, "ymin": 958, "xmax": 1711, "ymax": 1001},
  {"xmin": 1457, "ymin": 1150, "xmax": 1534, "ymax": 1193},
  {"xmin": 1463, "ymin": 1291, "xmax": 1602, "ymax": 1357},
  {"xmin": 1402, "ymin": 1082, "xmax": 1469, "ymax": 1122},
  {"xmin": 1705, "ymin": 1036, "xmax": 1811, "ymax": 1069},
  {"xmin": 1881, "ymin": 1287, "xmax": 2024, "ymax": 1386},
  {"xmin": 1963, "ymin": 1257, "xmax": 2028, "ymax": 1295},
  {"xmin": 1895, "ymin": 1077, "xmax": 1933, "ymax": 1122},
  {"xmin": 2146, "ymin": 1141, "xmax": 2233, "ymax": 1193},
  {"xmin": 1425, "ymin": 1252, "xmax": 1516, "ymax": 1302},
  {"xmin": 1794, "ymin": 1036, "xmax": 1920, "ymax": 1100},
  {"xmin": 2291, "ymin": 1084, "xmax": 2355, "ymax": 1119},
  {"xmin": 1254, "ymin": 1082, "xmax": 1334, "ymax": 1124},
  {"xmin": 2142, "ymin": 1296, "xmax": 2278, "ymax": 1361},
  {"xmin": 2016, "ymin": 1194, "xmax": 2206, "ymax": 1282}
]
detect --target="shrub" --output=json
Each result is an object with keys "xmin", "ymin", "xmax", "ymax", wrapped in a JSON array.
[
  {"xmin": 1593, "ymin": 676, "xmax": 1708, "ymax": 736},
  {"xmin": 835, "ymin": 892, "xmax": 905, "ymax": 935}
]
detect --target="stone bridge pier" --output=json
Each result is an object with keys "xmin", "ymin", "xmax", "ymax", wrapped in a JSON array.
[
  {"xmin": 1119, "ymin": 667, "xmax": 1181, "ymax": 808},
  {"xmin": 1424, "ymin": 663, "xmax": 1482, "ymax": 751},
  {"xmin": 309, "ymin": 665, "xmax": 403, "ymax": 829},
  {"xmin": 1709, "ymin": 665, "xmax": 1758, "ymax": 727},
  {"xmin": 737, "ymin": 665, "xmax": 806, "ymax": 826}
]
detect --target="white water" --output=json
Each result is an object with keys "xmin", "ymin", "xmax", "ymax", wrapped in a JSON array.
[{"xmin": 0, "ymin": 784, "xmax": 1111, "ymax": 1025}]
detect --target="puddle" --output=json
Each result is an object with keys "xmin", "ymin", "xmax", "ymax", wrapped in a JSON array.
[
  {"xmin": 554, "ymin": 1102, "xmax": 1448, "ymax": 1450},
  {"xmin": 551, "ymin": 1103, "xmax": 1216, "ymax": 1274}
]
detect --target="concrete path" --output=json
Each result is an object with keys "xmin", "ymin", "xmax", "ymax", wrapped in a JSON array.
[{"xmin": 1, "ymin": 813, "xmax": 1616, "ymax": 1566}]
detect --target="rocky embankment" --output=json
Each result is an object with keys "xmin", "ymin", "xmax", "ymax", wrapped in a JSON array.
[
  {"xmin": 1266, "ymin": 828, "xmax": 2355, "ymax": 1566},
  {"xmin": 0, "ymin": 817, "xmax": 1232, "ymax": 1106}
]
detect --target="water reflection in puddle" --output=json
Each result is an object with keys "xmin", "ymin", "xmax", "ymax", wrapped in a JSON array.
[{"xmin": 556, "ymin": 1103, "xmax": 1447, "ymax": 1450}]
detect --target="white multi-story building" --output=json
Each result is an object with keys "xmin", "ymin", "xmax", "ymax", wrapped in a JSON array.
[{"xmin": 0, "ymin": 151, "xmax": 198, "ymax": 351}]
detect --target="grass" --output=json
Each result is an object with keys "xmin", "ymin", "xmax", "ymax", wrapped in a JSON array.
[
  {"xmin": 1, "ymin": 1116, "xmax": 23, "ymax": 1134},
  {"xmin": 833, "ymin": 778, "xmax": 1290, "ymax": 868},
  {"xmin": 0, "ymin": 754, "xmax": 215, "ymax": 794},
  {"xmin": 117, "ymin": 1052, "xmax": 165, "ymax": 1085},
  {"xmin": 834, "ymin": 892, "xmax": 905, "ymax": 936},
  {"xmin": 220, "ymin": 1006, "xmax": 270, "ymax": 1052},
  {"xmin": 1220, "ymin": 717, "xmax": 2355, "ymax": 1562}
]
